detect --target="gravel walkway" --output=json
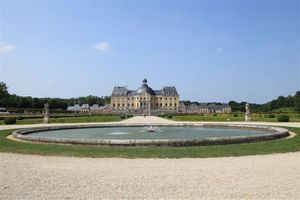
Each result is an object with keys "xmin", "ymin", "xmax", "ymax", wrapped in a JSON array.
[
  {"xmin": 1, "ymin": 152, "xmax": 300, "ymax": 200},
  {"xmin": 1, "ymin": 118, "xmax": 300, "ymax": 199}
]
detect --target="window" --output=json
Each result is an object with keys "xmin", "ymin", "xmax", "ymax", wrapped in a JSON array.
[
  {"xmin": 175, "ymin": 103, "xmax": 177, "ymax": 107},
  {"xmin": 175, "ymin": 98, "xmax": 177, "ymax": 100},
  {"xmin": 132, "ymin": 103, "xmax": 134, "ymax": 107},
  {"xmin": 170, "ymin": 98, "xmax": 172, "ymax": 100},
  {"xmin": 170, "ymin": 103, "xmax": 172, "ymax": 107},
  {"xmin": 122, "ymin": 103, "xmax": 125, "ymax": 107},
  {"xmin": 165, "ymin": 98, "xmax": 167, "ymax": 100},
  {"xmin": 160, "ymin": 103, "xmax": 162, "ymax": 107},
  {"xmin": 113, "ymin": 104, "xmax": 115, "ymax": 107},
  {"xmin": 118, "ymin": 103, "xmax": 120, "ymax": 107},
  {"xmin": 160, "ymin": 97, "xmax": 162, "ymax": 100},
  {"xmin": 165, "ymin": 103, "xmax": 167, "ymax": 107},
  {"xmin": 156, "ymin": 103, "xmax": 158, "ymax": 107},
  {"xmin": 127, "ymin": 104, "xmax": 130, "ymax": 107}
]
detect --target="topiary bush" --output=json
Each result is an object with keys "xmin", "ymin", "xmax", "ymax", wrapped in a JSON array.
[
  {"xmin": 267, "ymin": 114, "xmax": 275, "ymax": 118},
  {"xmin": 167, "ymin": 115, "xmax": 173, "ymax": 119},
  {"xmin": 277, "ymin": 115, "xmax": 289, "ymax": 122},
  {"xmin": 213, "ymin": 114, "xmax": 218, "ymax": 117},
  {"xmin": 4, "ymin": 117, "xmax": 17, "ymax": 124},
  {"xmin": 120, "ymin": 115, "xmax": 126, "ymax": 119},
  {"xmin": 17, "ymin": 116, "xmax": 24, "ymax": 120},
  {"xmin": 233, "ymin": 114, "xmax": 239, "ymax": 117}
]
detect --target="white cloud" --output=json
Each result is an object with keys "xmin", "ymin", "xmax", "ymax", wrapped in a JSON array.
[
  {"xmin": 216, "ymin": 47, "xmax": 223, "ymax": 54},
  {"xmin": 0, "ymin": 42, "xmax": 16, "ymax": 54},
  {"xmin": 93, "ymin": 42, "xmax": 110, "ymax": 52}
]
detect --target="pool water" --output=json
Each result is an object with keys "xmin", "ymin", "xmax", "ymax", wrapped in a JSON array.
[{"xmin": 28, "ymin": 126, "xmax": 272, "ymax": 140}]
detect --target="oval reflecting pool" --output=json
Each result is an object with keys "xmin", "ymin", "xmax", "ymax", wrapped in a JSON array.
[
  {"xmin": 26, "ymin": 126, "xmax": 273, "ymax": 140},
  {"xmin": 12, "ymin": 125, "xmax": 289, "ymax": 146}
]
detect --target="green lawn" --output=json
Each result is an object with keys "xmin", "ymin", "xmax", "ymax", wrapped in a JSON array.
[
  {"xmin": 171, "ymin": 113, "xmax": 300, "ymax": 122},
  {"xmin": 0, "ymin": 127, "xmax": 299, "ymax": 158},
  {"xmin": 0, "ymin": 115, "xmax": 122, "ymax": 125}
]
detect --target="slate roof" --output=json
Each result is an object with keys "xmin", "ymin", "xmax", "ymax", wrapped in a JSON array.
[
  {"xmin": 66, "ymin": 104, "xmax": 81, "ymax": 111},
  {"xmin": 81, "ymin": 104, "xmax": 90, "ymax": 109},
  {"xmin": 111, "ymin": 86, "xmax": 128, "ymax": 96},
  {"xmin": 111, "ymin": 79, "xmax": 179, "ymax": 97},
  {"xmin": 162, "ymin": 87, "xmax": 178, "ymax": 96}
]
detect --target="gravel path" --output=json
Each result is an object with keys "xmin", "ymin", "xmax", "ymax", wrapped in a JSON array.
[
  {"xmin": 1, "ymin": 118, "xmax": 300, "ymax": 199},
  {"xmin": 1, "ymin": 152, "xmax": 300, "ymax": 200}
]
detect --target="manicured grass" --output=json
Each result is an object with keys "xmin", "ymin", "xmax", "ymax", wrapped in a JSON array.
[
  {"xmin": 49, "ymin": 115, "xmax": 121, "ymax": 123},
  {"xmin": 0, "ymin": 127, "xmax": 299, "ymax": 158},
  {"xmin": 1, "ymin": 113, "xmax": 299, "ymax": 125},
  {"xmin": 0, "ymin": 115, "xmax": 122, "ymax": 125},
  {"xmin": 171, "ymin": 113, "xmax": 300, "ymax": 122}
]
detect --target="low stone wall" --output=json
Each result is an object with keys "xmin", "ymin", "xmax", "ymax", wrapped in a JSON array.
[{"xmin": 12, "ymin": 124, "xmax": 290, "ymax": 147}]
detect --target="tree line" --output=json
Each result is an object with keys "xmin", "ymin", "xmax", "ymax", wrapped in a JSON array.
[
  {"xmin": 181, "ymin": 91, "xmax": 300, "ymax": 113},
  {"xmin": 0, "ymin": 82, "xmax": 110, "ymax": 110},
  {"xmin": 228, "ymin": 92, "xmax": 300, "ymax": 113},
  {"xmin": 1, "ymin": 81, "xmax": 299, "ymax": 112}
]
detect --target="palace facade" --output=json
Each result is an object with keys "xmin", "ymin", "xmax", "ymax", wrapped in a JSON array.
[
  {"xmin": 179, "ymin": 103, "xmax": 231, "ymax": 114},
  {"xmin": 111, "ymin": 79, "xmax": 179, "ymax": 114}
]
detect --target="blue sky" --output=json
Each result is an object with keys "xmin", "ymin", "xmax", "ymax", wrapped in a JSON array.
[{"xmin": 0, "ymin": 0, "xmax": 299, "ymax": 103}]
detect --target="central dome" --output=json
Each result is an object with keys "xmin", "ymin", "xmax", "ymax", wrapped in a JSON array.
[{"xmin": 136, "ymin": 78, "xmax": 155, "ymax": 95}]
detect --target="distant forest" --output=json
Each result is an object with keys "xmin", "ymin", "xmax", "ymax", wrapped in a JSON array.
[
  {"xmin": 1, "ymin": 81, "xmax": 299, "ymax": 113},
  {"xmin": 0, "ymin": 82, "xmax": 110, "ymax": 110},
  {"xmin": 176, "ymin": 91, "xmax": 299, "ymax": 113}
]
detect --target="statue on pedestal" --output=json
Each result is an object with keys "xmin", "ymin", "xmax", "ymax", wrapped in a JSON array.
[
  {"xmin": 245, "ymin": 103, "xmax": 251, "ymax": 122},
  {"xmin": 43, "ymin": 103, "xmax": 49, "ymax": 124}
]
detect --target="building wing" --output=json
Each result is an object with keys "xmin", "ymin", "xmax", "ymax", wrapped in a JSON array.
[
  {"xmin": 162, "ymin": 87, "xmax": 178, "ymax": 96},
  {"xmin": 112, "ymin": 86, "xmax": 128, "ymax": 96}
]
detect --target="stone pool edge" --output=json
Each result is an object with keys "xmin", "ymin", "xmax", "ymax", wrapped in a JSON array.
[{"xmin": 11, "ymin": 124, "xmax": 290, "ymax": 147}]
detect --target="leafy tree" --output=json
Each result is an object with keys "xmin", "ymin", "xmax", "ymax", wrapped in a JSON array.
[
  {"xmin": 294, "ymin": 91, "xmax": 300, "ymax": 112},
  {"xmin": 0, "ymin": 82, "xmax": 9, "ymax": 106},
  {"xmin": 0, "ymin": 82, "xmax": 9, "ymax": 98}
]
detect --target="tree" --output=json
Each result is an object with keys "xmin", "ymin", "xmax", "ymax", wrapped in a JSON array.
[
  {"xmin": 0, "ymin": 82, "xmax": 9, "ymax": 106},
  {"xmin": 0, "ymin": 82, "xmax": 9, "ymax": 99},
  {"xmin": 294, "ymin": 91, "xmax": 300, "ymax": 112}
]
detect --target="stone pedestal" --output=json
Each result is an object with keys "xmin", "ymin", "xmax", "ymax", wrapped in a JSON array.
[
  {"xmin": 43, "ymin": 103, "xmax": 49, "ymax": 124},
  {"xmin": 245, "ymin": 103, "xmax": 251, "ymax": 122}
]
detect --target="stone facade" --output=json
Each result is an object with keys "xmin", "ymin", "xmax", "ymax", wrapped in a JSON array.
[
  {"xmin": 66, "ymin": 104, "xmax": 112, "ymax": 113},
  {"xmin": 179, "ymin": 103, "xmax": 231, "ymax": 114},
  {"xmin": 111, "ymin": 79, "xmax": 179, "ymax": 114}
]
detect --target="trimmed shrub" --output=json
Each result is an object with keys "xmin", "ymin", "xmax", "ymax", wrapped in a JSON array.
[
  {"xmin": 17, "ymin": 116, "xmax": 24, "ymax": 120},
  {"xmin": 213, "ymin": 114, "xmax": 217, "ymax": 117},
  {"xmin": 167, "ymin": 115, "xmax": 173, "ymax": 119},
  {"xmin": 267, "ymin": 114, "xmax": 275, "ymax": 118},
  {"xmin": 233, "ymin": 114, "xmax": 239, "ymax": 117},
  {"xmin": 120, "ymin": 115, "xmax": 126, "ymax": 119},
  {"xmin": 4, "ymin": 118, "xmax": 17, "ymax": 124},
  {"xmin": 277, "ymin": 115, "xmax": 289, "ymax": 122}
]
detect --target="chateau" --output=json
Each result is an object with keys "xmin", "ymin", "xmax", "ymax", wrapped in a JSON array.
[
  {"xmin": 111, "ymin": 78, "xmax": 179, "ymax": 114},
  {"xmin": 66, "ymin": 78, "xmax": 231, "ymax": 115}
]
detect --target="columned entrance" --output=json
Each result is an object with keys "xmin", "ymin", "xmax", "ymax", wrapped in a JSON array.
[{"xmin": 139, "ymin": 100, "xmax": 151, "ymax": 115}]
